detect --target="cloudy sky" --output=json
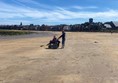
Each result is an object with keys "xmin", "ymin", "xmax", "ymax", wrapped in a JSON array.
[{"xmin": 0, "ymin": 0, "xmax": 118, "ymax": 25}]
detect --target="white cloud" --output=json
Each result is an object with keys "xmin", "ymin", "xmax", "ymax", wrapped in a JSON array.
[
  {"xmin": 0, "ymin": 1, "xmax": 118, "ymax": 24},
  {"xmin": 0, "ymin": 19, "xmax": 31, "ymax": 25},
  {"xmin": 15, "ymin": 0, "xmax": 53, "ymax": 9},
  {"xmin": 73, "ymin": 6, "xmax": 98, "ymax": 10},
  {"xmin": 53, "ymin": 8, "xmax": 118, "ymax": 19}
]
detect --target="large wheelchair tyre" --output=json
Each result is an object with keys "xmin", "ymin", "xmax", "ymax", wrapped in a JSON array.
[
  {"xmin": 48, "ymin": 43, "xmax": 59, "ymax": 49},
  {"xmin": 52, "ymin": 44, "xmax": 58, "ymax": 49}
]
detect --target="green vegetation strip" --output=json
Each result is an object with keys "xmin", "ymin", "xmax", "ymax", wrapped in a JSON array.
[{"xmin": 0, "ymin": 30, "xmax": 33, "ymax": 36}]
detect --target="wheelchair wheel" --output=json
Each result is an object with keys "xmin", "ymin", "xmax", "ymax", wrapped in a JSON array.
[{"xmin": 48, "ymin": 43, "xmax": 59, "ymax": 49}]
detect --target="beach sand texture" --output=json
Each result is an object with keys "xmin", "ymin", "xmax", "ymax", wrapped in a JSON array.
[{"xmin": 0, "ymin": 32, "xmax": 118, "ymax": 83}]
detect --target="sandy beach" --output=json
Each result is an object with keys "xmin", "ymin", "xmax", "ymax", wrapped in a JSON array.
[{"xmin": 0, "ymin": 32, "xmax": 118, "ymax": 83}]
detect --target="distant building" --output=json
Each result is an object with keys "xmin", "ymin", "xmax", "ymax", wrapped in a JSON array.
[
  {"xmin": 112, "ymin": 21, "xmax": 118, "ymax": 27},
  {"xmin": 104, "ymin": 24, "xmax": 112, "ymax": 29},
  {"xmin": 104, "ymin": 21, "xmax": 118, "ymax": 29},
  {"xmin": 63, "ymin": 25, "xmax": 71, "ymax": 31}
]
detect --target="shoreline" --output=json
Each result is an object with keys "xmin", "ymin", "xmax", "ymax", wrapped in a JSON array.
[{"xmin": 0, "ymin": 31, "xmax": 56, "ymax": 40}]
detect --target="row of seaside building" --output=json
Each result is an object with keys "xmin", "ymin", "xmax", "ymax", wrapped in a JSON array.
[{"xmin": 0, "ymin": 19, "xmax": 118, "ymax": 32}]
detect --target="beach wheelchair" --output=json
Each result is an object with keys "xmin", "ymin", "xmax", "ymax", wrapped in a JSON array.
[{"xmin": 48, "ymin": 40, "xmax": 60, "ymax": 49}]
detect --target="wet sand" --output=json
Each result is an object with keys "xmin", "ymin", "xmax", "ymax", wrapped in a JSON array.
[{"xmin": 0, "ymin": 32, "xmax": 118, "ymax": 83}]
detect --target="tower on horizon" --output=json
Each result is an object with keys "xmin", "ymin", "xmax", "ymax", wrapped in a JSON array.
[
  {"xmin": 20, "ymin": 22, "xmax": 22, "ymax": 26},
  {"xmin": 89, "ymin": 18, "xmax": 93, "ymax": 23}
]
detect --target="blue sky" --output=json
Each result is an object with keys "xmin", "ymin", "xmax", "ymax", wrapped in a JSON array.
[{"xmin": 0, "ymin": 0, "xmax": 118, "ymax": 25}]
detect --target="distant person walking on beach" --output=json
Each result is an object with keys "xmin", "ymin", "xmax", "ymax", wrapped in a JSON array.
[{"xmin": 58, "ymin": 30, "xmax": 66, "ymax": 48}]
